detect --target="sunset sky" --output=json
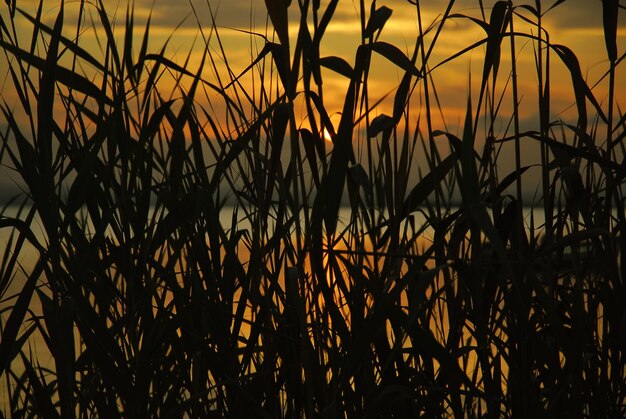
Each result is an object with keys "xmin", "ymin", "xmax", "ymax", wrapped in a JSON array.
[
  {"xmin": 0, "ymin": 0, "xmax": 624, "ymax": 200},
  {"xmin": 123, "ymin": 0, "xmax": 623, "ymax": 119}
]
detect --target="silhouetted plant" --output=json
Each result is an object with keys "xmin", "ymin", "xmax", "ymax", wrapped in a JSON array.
[{"xmin": 0, "ymin": 0, "xmax": 624, "ymax": 416}]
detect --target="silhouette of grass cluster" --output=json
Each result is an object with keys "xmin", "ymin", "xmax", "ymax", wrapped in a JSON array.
[{"xmin": 0, "ymin": 0, "xmax": 624, "ymax": 417}]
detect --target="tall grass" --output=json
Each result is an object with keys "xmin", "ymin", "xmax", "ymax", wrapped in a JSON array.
[{"xmin": 0, "ymin": 0, "xmax": 624, "ymax": 416}]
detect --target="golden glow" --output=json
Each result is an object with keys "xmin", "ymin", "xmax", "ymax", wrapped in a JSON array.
[
  {"xmin": 323, "ymin": 127, "xmax": 333, "ymax": 143},
  {"xmin": 0, "ymin": 1, "xmax": 623, "ymax": 200}
]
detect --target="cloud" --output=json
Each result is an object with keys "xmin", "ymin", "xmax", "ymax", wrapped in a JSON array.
[
  {"xmin": 542, "ymin": 0, "xmax": 606, "ymax": 29},
  {"xmin": 131, "ymin": 0, "xmax": 614, "ymax": 35},
  {"xmin": 132, "ymin": 0, "xmax": 278, "ymax": 32},
  {"xmin": 0, "ymin": 0, "xmax": 622, "ymax": 202}
]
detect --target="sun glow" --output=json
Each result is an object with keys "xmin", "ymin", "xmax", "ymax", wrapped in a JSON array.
[{"xmin": 323, "ymin": 127, "xmax": 333, "ymax": 143}]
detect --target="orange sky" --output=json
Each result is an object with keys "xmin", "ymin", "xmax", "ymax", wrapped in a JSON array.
[
  {"xmin": 3, "ymin": 1, "xmax": 622, "ymax": 119},
  {"xmin": 0, "ymin": 0, "xmax": 624, "ymax": 201},
  {"xmin": 124, "ymin": 0, "xmax": 622, "ymax": 121}
]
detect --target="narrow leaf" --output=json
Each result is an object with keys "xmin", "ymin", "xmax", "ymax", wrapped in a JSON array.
[
  {"xmin": 319, "ymin": 56, "xmax": 353, "ymax": 79},
  {"xmin": 601, "ymin": 0, "xmax": 618, "ymax": 62},
  {"xmin": 370, "ymin": 42, "xmax": 420, "ymax": 76},
  {"xmin": 264, "ymin": 0, "xmax": 290, "ymax": 47},
  {"xmin": 364, "ymin": 5, "xmax": 393, "ymax": 39},
  {"xmin": 400, "ymin": 153, "xmax": 457, "ymax": 219},
  {"xmin": 368, "ymin": 114, "xmax": 395, "ymax": 138},
  {"xmin": 552, "ymin": 44, "xmax": 607, "ymax": 124},
  {"xmin": 0, "ymin": 258, "xmax": 45, "ymax": 375},
  {"xmin": 393, "ymin": 72, "xmax": 412, "ymax": 122}
]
